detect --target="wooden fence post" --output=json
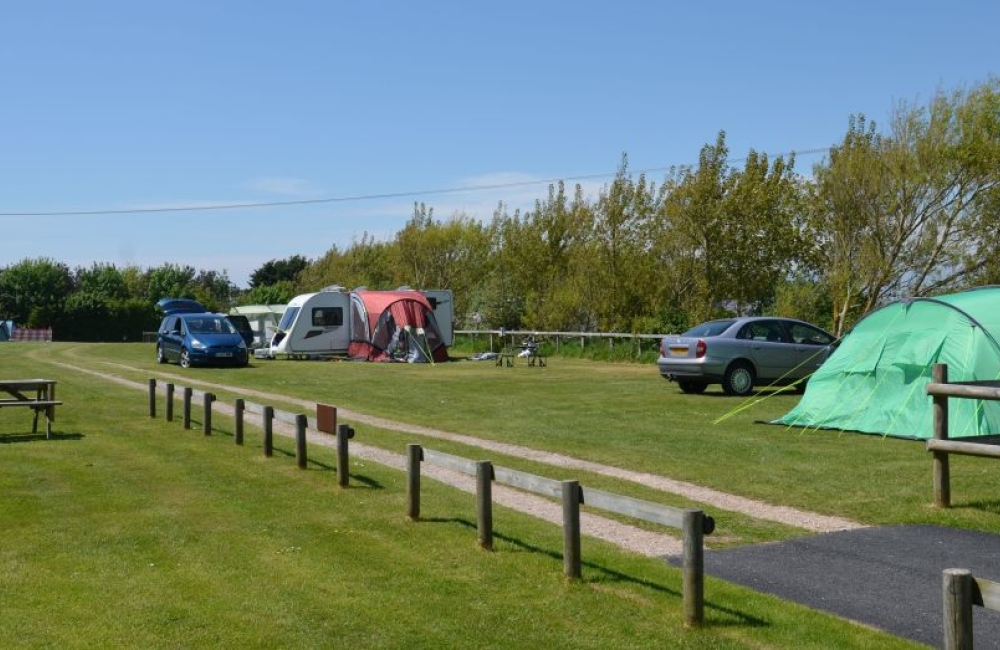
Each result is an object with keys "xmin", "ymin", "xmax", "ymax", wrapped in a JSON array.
[
  {"xmin": 295, "ymin": 414, "xmax": 308, "ymax": 469},
  {"xmin": 148, "ymin": 379, "xmax": 156, "ymax": 418},
  {"xmin": 682, "ymin": 509, "xmax": 705, "ymax": 628},
  {"xmin": 562, "ymin": 480, "xmax": 581, "ymax": 579},
  {"xmin": 262, "ymin": 406, "xmax": 273, "ymax": 457},
  {"xmin": 234, "ymin": 398, "xmax": 244, "ymax": 445},
  {"xmin": 182, "ymin": 387, "xmax": 192, "ymax": 429},
  {"xmin": 933, "ymin": 363, "xmax": 951, "ymax": 508},
  {"xmin": 165, "ymin": 383, "xmax": 174, "ymax": 421},
  {"xmin": 336, "ymin": 424, "xmax": 352, "ymax": 487},
  {"xmin": 943, "ymin": 568, "xmax": 974, "ymax": 650},
  {"xmin": 406, "ymin": 444, "xmax": 422, "ymax": 520},
  {"xmin": 476, "ymin": 461, "xmax": 494, "ymax": 551},
  {"xmin": 202, "ymin": 392, "xmax": 215, "ymax": 435}
]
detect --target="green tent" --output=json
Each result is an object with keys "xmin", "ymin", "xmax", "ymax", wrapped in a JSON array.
[{"xmin": 774, "ymin": 287, "xmax": 1000, "ymax": 439}]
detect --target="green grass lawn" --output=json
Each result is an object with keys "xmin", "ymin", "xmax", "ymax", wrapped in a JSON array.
[{"xmin": 0, "ymin": 343, "xmax": 963, "ymax": 647}]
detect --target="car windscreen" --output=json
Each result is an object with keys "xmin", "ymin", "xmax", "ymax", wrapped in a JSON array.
[
  {"xmin": 683, "ymin": 320, "xmax": 736, "ymax": 337},
  {"xmin": 185, "ymin": 316, "xmax": 236, "ymax": 334}
]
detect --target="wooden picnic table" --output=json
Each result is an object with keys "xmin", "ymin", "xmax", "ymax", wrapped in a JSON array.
[{"xmin": 0, "ymin": 378, "xmax": 61, "ymax": 439}]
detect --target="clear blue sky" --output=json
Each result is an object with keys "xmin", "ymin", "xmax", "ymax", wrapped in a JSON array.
[{"xmin": 2, "ymin": 1, "xmax": 997, "ymax": 287}]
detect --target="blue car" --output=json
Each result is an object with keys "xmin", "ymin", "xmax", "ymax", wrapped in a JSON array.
[{"xmin": 156, "ymin": 299, "xmax": 249, "ymax": 368}]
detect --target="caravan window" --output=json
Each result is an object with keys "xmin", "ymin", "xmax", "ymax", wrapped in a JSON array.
[
  {"xmin": 278, "ymin": 307, "xmax": 300, "ymax": 331},
  {"xmin": 312, "ymin": 307, "xmax": 343, "ymax": 327}
]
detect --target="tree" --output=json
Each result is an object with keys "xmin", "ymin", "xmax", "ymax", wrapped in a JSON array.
[
  {"xmin": 0, "ymin": 258, "xmax": 73, "ymax": 327},
  {"xmin": 589, "ymin": 156, "xmax": 661, "ymax": 331},
  {"xmin": 810, "ymin": 78, "xmax": 1000, "ymax": 334},
  {"xmin": 144, "ymin": 264, "xmax": 197, "ymax": 304},
  {"xmin": 237, "ymin": 281, "xmax": 297, "ymax": 306},
  {"xmin": 391, "ymin": 203, "xmax": 492, "ymax": 320},
  {"xmin": 249, "ymin": 255, "xmax": 309, "ymax": 288},
  {"xmin": 74, "ymin": 263, "xmax": 129, "ymax": 302},
  {"xmin": 296, "ymin": 234, "xmax": 394, "ymax": 292},
  {"xmin": 655, "ymin": 132, "xmax": 803, "ymax": 323}
]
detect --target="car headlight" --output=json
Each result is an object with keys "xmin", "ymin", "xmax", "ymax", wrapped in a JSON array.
[
  {"xmin": 238, "ymin": 340, "xmax": 247, "ymax": 350},
  {"xmin": 190, "ymin": 338, "xmax": 206, "ymax": 350}
]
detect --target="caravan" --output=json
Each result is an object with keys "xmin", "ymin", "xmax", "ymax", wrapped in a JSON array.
[
  {"xmin": 267, "ymin": 286, "xmax": 352, "ymax": 358},
  {"xmin": 267, "ymin": 286, "xmax": 454, "ymax": 360}
]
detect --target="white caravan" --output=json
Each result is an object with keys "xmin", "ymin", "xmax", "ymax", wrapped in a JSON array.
[
  {"xmin": 267, "ymin": 286, "xmax": 455, "ymax": 358},
  {"xmin": 267, "ymin": 286, "xmax": 352, "ymax": 358},
  {"xmin": 229, "ymin": 304, "xmax": 286, "ymax": 348}
]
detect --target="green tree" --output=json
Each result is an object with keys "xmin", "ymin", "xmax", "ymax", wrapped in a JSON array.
[
  {"xmin": 0, "ymin": 258, "xmax": 73, "ymax": 327},
  {"xmin": 588, "ymin": 156, "xmax": 662, "ymax": 331},
  {"xmin": 249, "ymin": 255, "xmax": 309, "ymax": 288},
  {"xmin": 297, "ymin": 234, "xmax": 394, "ymax": 292},
  {"xmin": 74, "ymin": 263, "xmax": 129, "ymax": 302},
  {"xmin": 144, "ymin": 264, "xmax": 197, "ymax": 304},
  {"xmin": 810, "ymin": 78, "xmax": 1000, "ymax": 334},
  {"xmin": 237, "ymin": 281, "xmax": 298, "ymax": 306}
]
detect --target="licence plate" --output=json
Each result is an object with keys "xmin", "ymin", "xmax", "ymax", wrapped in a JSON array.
[
  {"xmin": 669, "ymin": 346, "xmax": 687, "ymax": 357},
  {"xmin": 214, "ymin": 352, "xmax": 233, "ymax": 358}
]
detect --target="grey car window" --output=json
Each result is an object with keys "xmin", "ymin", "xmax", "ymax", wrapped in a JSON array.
[
  {"xmin": 684, "ymin": 320, "xmax": 736, "ymax": 337},
  {"xmin": 789, "ymin": 323, "xmax": 833, "ymax": 345}
]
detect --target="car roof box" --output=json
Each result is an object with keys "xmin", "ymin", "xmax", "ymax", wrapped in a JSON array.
[{"xmin": 157, "ymin": 298, "xmax": 208, "ymax": 315}]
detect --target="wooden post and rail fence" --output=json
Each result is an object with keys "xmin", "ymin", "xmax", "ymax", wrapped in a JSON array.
[
  {"xmin": 405, "ymin": 443, "xmax": 715, "ymax": 628},
  {"xmin": 943, "ymin": 569, "xmax": 1000, "ymax": 650},
  {"xmin": 146, "ymin": 378, "xmax": 715, "ymax": 630},
  {"xmin": 146, "ymin": 378, "xmax": 353, "ymax": 486},
  {"xmin": 923, "ymin": 363, "xmax": 1000, "ymax": 647},
  {"xmin": 924, "ymin": 363, "xmax": 1000, "ymax": 508}
]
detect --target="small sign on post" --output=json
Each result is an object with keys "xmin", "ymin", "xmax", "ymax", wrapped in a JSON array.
[{"xmin": 316, "ymin": 403, "xmax": 337, "ymax": 433}]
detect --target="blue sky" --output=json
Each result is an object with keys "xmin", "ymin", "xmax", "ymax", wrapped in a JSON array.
[{"xmin": 2, "ymin": 2, "xmax": 998, "ymax": 287}]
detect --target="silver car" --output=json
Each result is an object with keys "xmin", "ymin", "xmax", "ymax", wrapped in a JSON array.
[{"xmin": 657, "ymin": 317, "xmax": 835, "ymax": 396}]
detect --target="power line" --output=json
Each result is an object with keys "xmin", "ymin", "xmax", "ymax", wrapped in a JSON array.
[{"xmin": 0, "ymin": 147, "xmax": 830, "ymax": 217}]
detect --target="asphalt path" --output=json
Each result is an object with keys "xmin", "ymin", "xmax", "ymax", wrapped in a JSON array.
[{"xmin": 672, "ymin": 525, "xmax": 1000, "ymax": 647}]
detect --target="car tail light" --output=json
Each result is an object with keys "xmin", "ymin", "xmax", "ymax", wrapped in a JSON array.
[{"xmin": 695, "ymin": 339, "xmax": 707, "ymax": 358}]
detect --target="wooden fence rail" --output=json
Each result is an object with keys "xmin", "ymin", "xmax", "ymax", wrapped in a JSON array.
[
  {"xmin": 406, "ymin": 443, "xmax": 714, "ymax": 628},
  {"xmin": 943, "ymin": 569, "xmax": 1000, "ymax": 649}
]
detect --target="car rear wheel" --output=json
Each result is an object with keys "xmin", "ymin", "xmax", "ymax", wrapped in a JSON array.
[
  {"xmin": 722, "ymin": 362, "xmax": 755, "ymax": 396},
  {"xmin": 677, "ymin": 380, "xmax": 708, "ymax": 394},
  {"xmin": 179, "ymin": 349, "xmax": 191, "ymax": 369}
]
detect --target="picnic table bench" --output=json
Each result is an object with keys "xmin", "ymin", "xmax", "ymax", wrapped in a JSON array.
[
  {"xmin": 495, "ymin": 342, "xmax": 546, "ymax": 367},
  {"xmin": 0, "ymin": 379, "xmax": 61, "ymax": 439}
]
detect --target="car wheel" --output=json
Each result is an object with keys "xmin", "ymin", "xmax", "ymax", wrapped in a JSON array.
[
  {"xmin": 179, "ymin": 349, "xmax": 191, "ymax": 369},
  {"xmin": 156, "ymin": 345, "xmax": 167, "ymax": 364},
  {"xmin": 722, "ymin": 362, "xmax": 755, "ymax": 396},
  {"xmin": 677, "ymin": 380, "xmax": 708, "ymax": 394}
]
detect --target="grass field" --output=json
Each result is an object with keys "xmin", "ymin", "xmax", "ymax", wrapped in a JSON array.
[{"xmin": 3, "ymin": 341, "xmax": 981, "ymax": 647}]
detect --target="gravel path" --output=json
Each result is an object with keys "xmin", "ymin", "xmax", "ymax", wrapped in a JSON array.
[{"xmin": 45, "ymin": 356, "xmax": 865, "ymax": 558}]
